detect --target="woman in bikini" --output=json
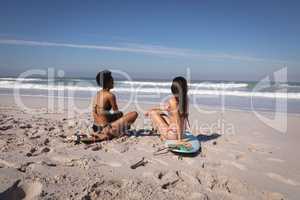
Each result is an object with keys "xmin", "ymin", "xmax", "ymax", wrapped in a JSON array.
[
  {"xmin": 91, "ymin": 70, "xmax": 138, "ymax": 141},
  {"xmin": 146, "ymin": 76, "xmax": 189, "ymax": 141}
]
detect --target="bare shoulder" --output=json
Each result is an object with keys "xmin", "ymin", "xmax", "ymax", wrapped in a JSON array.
[
  {"xmin": 108, "ymin": 91, "xmax": 116, "ymax": 98},
  {"xmin": 168, "ymin": 97, "xmax": 178, "ymax": 108},
  {"xmin": 94, "ymin": 91, "xmax": 101, "ymax": 101}
]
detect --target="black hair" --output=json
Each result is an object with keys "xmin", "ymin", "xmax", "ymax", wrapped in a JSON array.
[
  {"xmin": 96, "ymin": 70, "xmax": 113, "ymax": 89},
  {"xmin": 171, "ymin": 76, "xmax": 188, "ymax": 117}
]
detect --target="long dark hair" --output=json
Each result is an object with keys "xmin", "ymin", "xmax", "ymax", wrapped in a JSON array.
[{"xmin": 171, "ymin": 76, "xmax": 188, "ymax": 117}]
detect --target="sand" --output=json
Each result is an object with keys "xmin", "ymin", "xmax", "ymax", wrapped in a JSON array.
[{"xmin": 0, "ymin": 94, "xmax": 299, "ymax": 200}]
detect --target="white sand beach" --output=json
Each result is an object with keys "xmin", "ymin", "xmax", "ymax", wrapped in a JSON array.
[
  {"xmin": 1, "ymin": 0, "xmax": 300, "ymax": 199},
  {"xmin": 0, "ymin": 94, "xmax": 299, "ymax": 200}
]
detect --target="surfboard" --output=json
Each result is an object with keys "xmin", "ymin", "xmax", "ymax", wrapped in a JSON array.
[{"xmin": 164, "ymin": 132, "xmax": 200, "ymax": 154}]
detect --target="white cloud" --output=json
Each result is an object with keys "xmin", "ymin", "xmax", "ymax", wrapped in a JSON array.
[{"xmin": 0, "ymin": 39, "xmax": 290, "ymax": 64}]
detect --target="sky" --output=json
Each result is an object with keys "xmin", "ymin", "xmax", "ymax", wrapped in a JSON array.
[{"xmin": 0, "ymin": 0, "xmax": 299, "ymax": 81}]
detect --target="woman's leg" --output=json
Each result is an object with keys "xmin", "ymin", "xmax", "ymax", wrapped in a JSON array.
[
  {"xmin": 102, "ymin": 111, "xmax": 138, "ymax": 138},
  {"xmin": 107, "ymin": 111, "xmax": 123, "ymax": 123},
  {"xmin": 148, "ymin": 109, "xmax": 169, "ymax": 140}
]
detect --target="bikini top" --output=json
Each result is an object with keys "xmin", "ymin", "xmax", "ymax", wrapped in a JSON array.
[{"xmin": 94, "ymin": 94, "xmax": 112, "ymax": 115}]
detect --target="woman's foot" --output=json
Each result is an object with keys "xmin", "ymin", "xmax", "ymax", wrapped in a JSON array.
[{"xmin": 91, "ymin": 132, "xmax": 109, "ymax": 141}]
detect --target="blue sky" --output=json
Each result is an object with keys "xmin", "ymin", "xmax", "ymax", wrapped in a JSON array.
[{"xmin": 0, "ymin": 0, "xmax": 299, "ymax": 81}]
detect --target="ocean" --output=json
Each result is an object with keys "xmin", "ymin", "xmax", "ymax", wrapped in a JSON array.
[{"xmin": 0, "ymin": 77, "xmax": 300, "ymax": 113}]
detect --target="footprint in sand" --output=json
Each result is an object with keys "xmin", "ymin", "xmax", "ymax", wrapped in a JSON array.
[{"xmin": 266, "ymin": 172, "xmax": 300, "ymax": 186}]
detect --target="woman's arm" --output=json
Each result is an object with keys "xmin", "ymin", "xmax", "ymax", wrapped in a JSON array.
[
  {"xmin": 92, "ymin": 96, "xmax": 99, "ymax": 120},
  {"xmin": 145, "ymin": 101, "xmax": 169, "ymax": 116}
]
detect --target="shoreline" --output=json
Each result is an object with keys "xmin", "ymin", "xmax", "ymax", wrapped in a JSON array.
[{"xmin": 1, "ymin": 92, "xmax": 300, "ymax": 116}]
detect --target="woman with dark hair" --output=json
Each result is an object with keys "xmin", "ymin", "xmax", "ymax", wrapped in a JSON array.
[
  {"xmin": 146, "ymin": 76, "xmax": 189, "ymax": 141},
  {"xmin": 91, "ymin": 70, "xmax": 138, "ymax": 141}
]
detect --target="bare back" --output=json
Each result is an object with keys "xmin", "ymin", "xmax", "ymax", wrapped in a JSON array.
[
  {"xmin": 167, "ymin": 97, "xmax": 186, "ymax": 138},
  {"xmin": 93, "ymin": 90, "xmax": 118, "ymax": 125}
]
